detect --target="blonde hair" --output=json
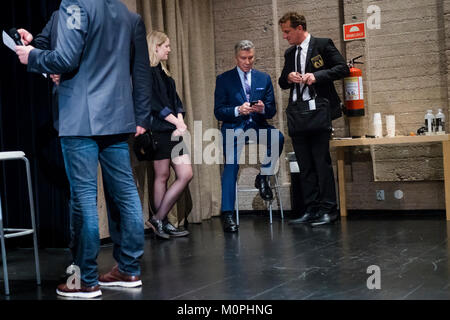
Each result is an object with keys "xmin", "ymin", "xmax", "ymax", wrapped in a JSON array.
[{"xmin": 147, "ymin": 30, "xmax": 171, "ymax": 76}]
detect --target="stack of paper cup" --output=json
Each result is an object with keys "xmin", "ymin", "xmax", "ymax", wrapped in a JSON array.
[
  {"xmin": 373, "ymin": 113, "xmax": 382, "ymax": 138},
  {"xmin": 386, "ymin": 115, "xmax": 395, "ymax": 137}
]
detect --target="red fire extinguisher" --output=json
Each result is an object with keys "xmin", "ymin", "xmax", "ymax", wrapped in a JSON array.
[{"xmin": 344, "ymin": 55, "xmax": 364, "ymax": 117}]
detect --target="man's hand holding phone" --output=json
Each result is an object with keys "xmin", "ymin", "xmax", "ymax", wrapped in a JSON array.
[
  {"xmin": 17, "ymin": 28, "xmax": 33, "ymax": 45},
  {"xmin": 250, "ymin": 100, "xmax": 264, "ymax": 114},
  {"xmin": 238, "ymin": 102, "xmax": 252, "ymax": 115}
]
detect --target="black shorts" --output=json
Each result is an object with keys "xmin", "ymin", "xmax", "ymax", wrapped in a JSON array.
[{"xmin": 151, "ymin": 131, "xmax": 188, "ymax": 161}]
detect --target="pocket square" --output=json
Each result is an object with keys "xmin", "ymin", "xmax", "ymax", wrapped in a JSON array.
[{"xmin": 256, "ymin": 87, "xmax": 265, "ymax": 91}]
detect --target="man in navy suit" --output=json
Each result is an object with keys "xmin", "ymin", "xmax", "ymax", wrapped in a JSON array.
[
  {"xmin": 214, "ymin": 40, "xmax": 284, "ymax": 233},
  {"xmin": 16, "ymin": 0, "xmax": 148, "ymax": 298}
]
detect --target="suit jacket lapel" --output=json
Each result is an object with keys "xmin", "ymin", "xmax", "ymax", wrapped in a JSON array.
[
  {"xmin": 305, "ymin": 36, "xmax": 315, "ymax": 72},
  {"xmin": 233, "ymin": 68, "xmax": 247, "ymax": 102}
]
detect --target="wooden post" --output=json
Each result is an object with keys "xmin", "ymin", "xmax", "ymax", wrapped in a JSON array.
[
  {"xmin": 336, "ymin": 148, "xmax": 347, "ymax": 217},
  {"xmin": 443, "ymin": 140, "xmax": 450, "ymax": 220}
]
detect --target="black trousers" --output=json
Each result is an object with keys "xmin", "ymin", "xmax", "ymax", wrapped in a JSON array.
[{"xmin": 291, "ymin": 130, "xmax": 337, "ymax": 213}]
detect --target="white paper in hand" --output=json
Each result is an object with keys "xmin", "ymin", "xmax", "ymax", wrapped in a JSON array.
[
  {"xmin": 2, "ymin": 30, "xmax": 17, "ymax": 51},
  {"xmin": 3, "ymin": 30, "xmax": 47, "ymax": 78}
]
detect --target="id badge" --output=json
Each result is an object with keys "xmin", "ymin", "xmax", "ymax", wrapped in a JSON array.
[{"xmin": 308, "ymin": 99, "xmax": 316, "ymax": 110}]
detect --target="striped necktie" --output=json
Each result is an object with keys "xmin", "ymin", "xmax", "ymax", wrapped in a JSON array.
[
  {"xmin": 243, "ymin": 72, "xmax": 253, "ymax": 123},
  {"xmin": 244, "ymin": 71, "xmax": 251, "ymax": 102}
]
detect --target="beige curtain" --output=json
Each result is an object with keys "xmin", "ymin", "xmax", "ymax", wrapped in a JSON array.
[{"xmin": 131, "ymin": 0, "xmax": 221, "ymax": 224}]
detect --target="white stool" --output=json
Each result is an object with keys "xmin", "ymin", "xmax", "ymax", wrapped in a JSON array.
[
  {"xmin": 0, "ymin": 151, "xmax": 41, "ymax": 295},
  {"xmin": 235, "ymin": 173, "xmax": 284, "ymax": 225}
]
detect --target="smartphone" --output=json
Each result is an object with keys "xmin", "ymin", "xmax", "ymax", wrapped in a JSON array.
[
  {"xmin": 9, "ymin": 28, "xmax": 24, "ymax": 45},
  {"xmin": 250, "ymin": 101, "xmax": 259, "ymax": 106}
]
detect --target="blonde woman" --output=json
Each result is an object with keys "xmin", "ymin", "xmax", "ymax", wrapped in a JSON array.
[{"xmin": 144, "ymin": 31, "xmax": 193, "ymax": 239}]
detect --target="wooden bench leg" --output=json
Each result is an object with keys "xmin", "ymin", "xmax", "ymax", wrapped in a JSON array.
[
  {"xmin": 337, "ymin": 148, "xmax": 347, "ymax": 217},
  {"xmin": 443, "ymin": 140, "xmax": 450, "ymax": 220}
]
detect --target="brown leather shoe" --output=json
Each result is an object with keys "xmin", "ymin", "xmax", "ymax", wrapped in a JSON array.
[
  {"xmin": 99, "ymin": 265, "xmax": 142, "ymax": 288},
  {"xmin": 56, "ymin": 283, "xmax": 102, "ymax": 299}
]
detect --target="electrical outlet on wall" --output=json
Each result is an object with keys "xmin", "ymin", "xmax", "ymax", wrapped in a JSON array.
[
  {"xmin": 376, "ymin": 190, "xmax": 385, "ymax": 201},
  {"xmin": 394, "ymin": 190, "xmax": 404, "ymax": 200}
]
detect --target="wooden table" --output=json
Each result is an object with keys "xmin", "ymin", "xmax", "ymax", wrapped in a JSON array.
[{"xmin": 329, "ymin": 134, "xmax": 450, "ymax": 220}]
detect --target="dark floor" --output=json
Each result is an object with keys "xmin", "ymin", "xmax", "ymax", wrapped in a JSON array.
[{"xmin": 2, "ymin": 211, "xmax": 450, "ymax": 300}]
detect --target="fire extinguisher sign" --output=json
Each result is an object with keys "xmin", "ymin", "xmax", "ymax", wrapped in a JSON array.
[{"xmin": 343, "ymin": 22, "xmax": 366, "ymax": 41}]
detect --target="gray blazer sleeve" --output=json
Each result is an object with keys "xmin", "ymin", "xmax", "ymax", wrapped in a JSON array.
[
  {"xmin": 33, "ymin": 11, "xmax": 58, "ymax": 50},
  {"xmin": 27, "ymin": 0, "xmax": 88, "ymax": 74},
  {"xmin": 131, "ymin": 16, "xmax": 151, "ymax": 129}
]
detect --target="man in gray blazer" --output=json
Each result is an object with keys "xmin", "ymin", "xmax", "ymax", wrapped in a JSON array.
[{"xmin": 16, "ymin": 0, "xmax": 147, "ymax": 298}]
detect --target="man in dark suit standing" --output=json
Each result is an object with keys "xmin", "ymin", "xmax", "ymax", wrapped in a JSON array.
[
  {"xmin": 215, "ymin": 40, "xmax": 284, "ymax": 233},
  {"xmin": 278, "ymin": 12, "xmax": 349, "ymax": 226},
  {"xmin": 16, "ymin": 0, "xmax": 149, "ymax": 298}
]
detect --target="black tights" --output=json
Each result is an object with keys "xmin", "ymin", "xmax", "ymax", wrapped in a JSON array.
[{"xmin": 152, "ymin": 154, "xmax": 193, "ymax": 221}]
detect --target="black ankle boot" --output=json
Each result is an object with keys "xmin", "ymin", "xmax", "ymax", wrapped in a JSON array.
[
  {"xmin": 255, "ymin": 174, "xmax": 273, "ymax": 201},
  {"xmin": 163, "ymin": 221, "xmax": 190, "ymax": 237},
  {"xmin": 146, "ymin": 217, "xmax": 170, "ymax": 240}
]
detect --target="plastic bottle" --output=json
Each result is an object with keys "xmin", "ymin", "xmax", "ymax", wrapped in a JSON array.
[
  {"xmin": 373, "ymin": 113, "xmax": 382, "ymax": 138},
  {"xmin": 435, "ymin": 108, "xmax": 445, "ymax": 135},
  {"xmin": 424, "ymin": 110, "xmax": 435, "ymax": 136}
]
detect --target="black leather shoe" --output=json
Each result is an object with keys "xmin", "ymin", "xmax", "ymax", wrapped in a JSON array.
[
  {"xmin": 222, "ymin": 213, "xmax": 238, "ymax": 233},
  {"xmin": 145, "ymin": 217, "xmax": 170, "ymax": 239},
  {"xmin": 163, "ymin": 221, "xmax": 190, "ymax": 237},
  {"xmin": 310, "ymin": 211, "xmax": 338, "ymax": 227},
  {"xmin": 255, "ymin": 174, "xmax": 273, "ymax": 201},
  {"xmin": 288, "ymin": 211, "xmax": 318, "ymax": 224}
]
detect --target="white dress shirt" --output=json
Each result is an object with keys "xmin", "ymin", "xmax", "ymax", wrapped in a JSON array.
[{"xmin": 293, "ymin": 33, "xmax": 311, "ymax": 102}]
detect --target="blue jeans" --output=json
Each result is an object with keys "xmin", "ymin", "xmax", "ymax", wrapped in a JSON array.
[{"xmin": 60, "ymin": 135, "xmax": 144, "ymax": 286}]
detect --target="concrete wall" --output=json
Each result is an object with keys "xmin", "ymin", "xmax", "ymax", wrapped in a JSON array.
[{"xmin": 212, "ymin": 0, "xmax": 448, "ymax": 212}]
